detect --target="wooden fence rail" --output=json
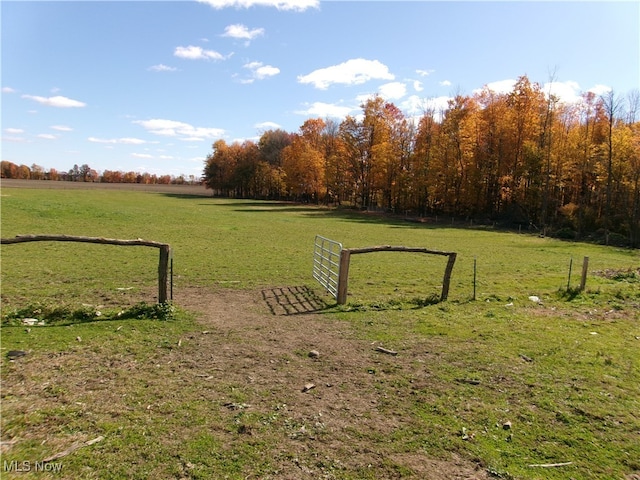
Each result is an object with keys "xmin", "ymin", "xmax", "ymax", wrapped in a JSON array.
[{"xmin": 0, "ymin": 234, "xmax": 172, "ymax": 303}]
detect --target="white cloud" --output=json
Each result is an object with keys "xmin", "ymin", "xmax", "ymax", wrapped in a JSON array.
[
  {"xmin": 4, "ymin": 134, "xmax": 26, "ymax": 141},
  {"xmin": 134, "ymin": 118, "xmax": 225, "ymax": 141},
  {"xmin": 131, "ymin": 153, "xmax": 153, "ymax": 159},
  {"xmin": 243, "ymin": 61, "xmax": 280, "ymax": 81},
  {"xmin": 149, "ymin": 64, "xmax": 178, "ymax": 72},
  {"xmin": 439, "ymin": 80, "xmax": 452, "ymax": 87},
  {"xmin": 588, "ymin": 84, "xmax": 612, "ymax": 96},
  {"xmin": 401, "ymin": 95, "xmax": 451, "ymax": 118},
  {"xmin": 222, "ymin": 24, "xmax": 265, "ymax": 41},
  {"xmin": 542, "ymin": 81, "xmax": 581, "ymax": 104},
  {"xmin": 182, "ymin": 137, "xmax": 208, "ymax": 142},
  {"xmin": 22, "ymin": 94, "xmax": 86, "ymax": 108},
  {"xmin": 354, "ymin": 93, "xmax": 374, "ymax": 105},
  {"xmin": 50, "ymin": 125, "xmax": 73, "ymax": 132},
  {"xmin": 413, "ymin": 80, "xmax": 423, "ymax": 92},
  {"xmin": 542, "ymin": 81, "xmax": 612, "ymax": 104},
  {"xmin": 37, "ymin": 133, "xmax": 58, "ymax": 140},
  {"xmin": 2, "ymin": 87, "xmax": 16, "ymax": 93},
  {"xmin": 296, "ymin": 101, "xmax": 355, "ymax": 119},
  {"xmin": 197, "ymin": 0, "xmax": 318, "ymax": 11},
  {"xmin": 5, "ymin": 128, "xmax": 24, "ymax": 134},
  {"xmin": 379, "ymin": 82, "xmax": 407, "ymax": 100},
  {"xmin": 174, "ymin": 45, "xmax": 225, "ymax": 60},
  {"xmin": 255, "ymin": 121, "xmax": 282, "ymax": 130},
  {"xmin": 416, "ymin": 69, "xmax": 434, "ymax": 77},
  {"xmin": 2, "ymin": 135, "xmax": 28, "ymax": 143},
  {"xmin": 88, "ymin": 137, "xmax": 147, "ymax": 145},
  {"xmin": 298, "ymin": 58, "xmax": 394, "ymax": 90},
  {"xmin": 477, "ymin": 79, "xmax": 517, "ymax": 95}
]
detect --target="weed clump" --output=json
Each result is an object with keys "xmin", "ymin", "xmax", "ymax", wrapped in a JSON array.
[{"xmin": 1, "ymin": 301, "xmax": 177, "ymax": 325}]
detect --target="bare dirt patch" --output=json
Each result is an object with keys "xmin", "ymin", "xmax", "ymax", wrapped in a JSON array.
[{"xmin": 172, "ymin": 286, "xmax": 490, "ymax": 479}]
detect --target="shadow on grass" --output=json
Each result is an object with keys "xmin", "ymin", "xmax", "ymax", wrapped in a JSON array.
[
  {"xmin": 158, "ymin": 192, "xmax": 215, "ymax": 200},
  {"xmin": 198, "ymin": 199, "xmax": 327, "ymax": 214},
  {"xmin": 261, "ymin": 285, "xmax": 333, "ymax": 315},
  {"xmin": 159, "ymin": 195, "xmax": 548, "ymax": 236},
  {"xmin": 189, "ymin": 198, "xmax": 437, "ymax": 227},
  {"xmin": 260, "ymin": 285, "xmax": 446, "ymax": 315}
]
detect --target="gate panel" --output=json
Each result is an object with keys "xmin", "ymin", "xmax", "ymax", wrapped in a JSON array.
[{"xmin": 312, "ymin": 235, "xmax": 342, "ymax": 299}]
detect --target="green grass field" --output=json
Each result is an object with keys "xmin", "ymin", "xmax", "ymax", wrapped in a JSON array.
[{"xmin": 1, "ymin": 184, "xmax": 639, "ymax": 479}]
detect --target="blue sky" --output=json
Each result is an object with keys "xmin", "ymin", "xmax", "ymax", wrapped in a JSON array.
[{"xmin": 2, "ymin": 0, "xmax": 638, "ymax": 178}]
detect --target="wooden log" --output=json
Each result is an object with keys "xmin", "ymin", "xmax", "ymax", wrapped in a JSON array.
[
  {"xmin": 375, "ymin": 346, "xmax": 398, "ymax": 356},
  {"xmin": 0, "ymin": 234, "xmax": 169, "ymax": 249},
  {"xmin": 42, "ymin": 435, "xmax": 104, "ymax": 463},
  {"xmin": 347, "ymin": 245, "xmax": 455, "ymax": 256},
  {"xmin": 528, "ymin": 462, "xmax": 572, "ymax": 468}
]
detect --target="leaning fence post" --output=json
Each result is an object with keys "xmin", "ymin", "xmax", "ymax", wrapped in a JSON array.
[
  {"xmin": 337, "ymin": 249, "xmax": 351, "ymax": 305},
  {"xmin": 441, "ymin": 252, "xmax": 457, "ymax": 301},
  {"xmin": 158, "ymin": 245, "xmax": 172, "ymax": 303}
]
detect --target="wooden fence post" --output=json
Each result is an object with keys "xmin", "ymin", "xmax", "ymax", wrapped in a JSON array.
[
  {"xmin": 337, "ymin": 249, "xmax": 351, "ymax": 305},
  {"xmin": 441, "ymin": 253, "xmax": 457, "ymax": 301},
  {"xmin": 579, "ymin": 256, "xmax": 589, "ymax": 291},
  {"xmin": 158, "ymin": 245, "xmax": 171, "ymax": 303}
]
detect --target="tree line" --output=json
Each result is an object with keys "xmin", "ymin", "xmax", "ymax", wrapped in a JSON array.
[
  {"xmin": 0, "ymin": 161, "xmax": 199, "ymax": 185},
  {"xmin": 203, "ymin": 76, "xmax": 640, "ymax": 247}
]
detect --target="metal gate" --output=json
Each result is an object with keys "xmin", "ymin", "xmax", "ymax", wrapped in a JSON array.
[{"xmin": 312, "ymin": 235, "xmax": 342, "ymax": 300}]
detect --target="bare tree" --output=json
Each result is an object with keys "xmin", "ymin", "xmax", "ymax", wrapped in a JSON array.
[{"xmin": 626, "ymin": 89, "xmax": 640, "ymax": 125}]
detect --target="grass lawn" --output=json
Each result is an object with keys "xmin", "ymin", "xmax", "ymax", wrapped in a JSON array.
[{"xmin": 1, "ymin": 183, "xmax": 639, "ymax": 479}]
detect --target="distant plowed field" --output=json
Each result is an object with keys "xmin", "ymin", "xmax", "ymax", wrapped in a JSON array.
[{"xmin": 1, "ymin": 178, "xmax": 211, "ymax": 196}]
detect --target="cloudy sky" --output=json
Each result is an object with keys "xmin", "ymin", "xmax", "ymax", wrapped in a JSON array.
[{"xmin": 2, "ymin": 0, "xmax": 638, "ymax": 177}]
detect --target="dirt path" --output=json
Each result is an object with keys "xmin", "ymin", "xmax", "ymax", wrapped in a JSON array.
[{"xmin": 176, "ymin": 286, "xmax": 490, "ymax": 479}]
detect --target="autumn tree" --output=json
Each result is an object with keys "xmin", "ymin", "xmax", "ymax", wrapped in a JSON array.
[
  {"xmin": 258, "ymin": 129, "xmax": 293, "ymax": 166},
  {"xmin": 1, "ymin": 161, "xmax": 19, "ymax": 178},
  {"xmin": 339, "ymin": 114, "xmax": 372, "ymax": 208},
  {"xmin": 204, "ymin": 140, "xmax": 238, "ymax": 196},
  {"xmin": 321, "ymin": 119, "xmax": 350, "ymax": 205},
  {"xmin": 281, "ymin": 131, "xmax": 325, "ymax": 201},
  {"xmin": 413, "ymin": 106, "xmax": 442, "ymax": 215},
  {"xmin": 438, "ymin": 94, "xmax": 479, "ymax": 215},
  {"xmin": 601, "ymin": 90, "xmax": 624, "ymax": 244},
  {"xmin": 473, "ymin": 87, "xmax": 510, "ymax": 215},
  {"xmin": 504, "ymin": 76, "xmax": 545, "ymax": 217}
]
